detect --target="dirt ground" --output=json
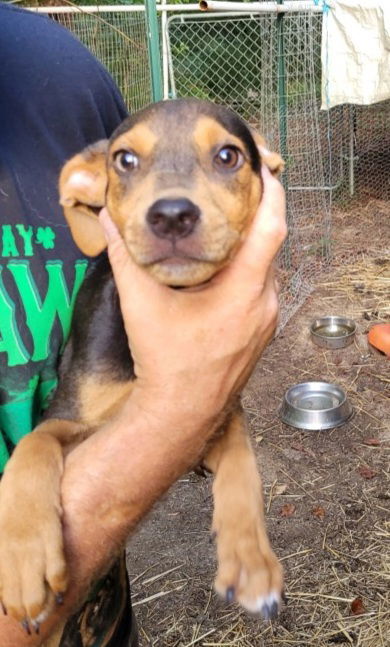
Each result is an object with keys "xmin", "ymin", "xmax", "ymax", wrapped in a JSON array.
[{"xmin": 126, "ymin": 200, "xmax": 389, "ymax": 647}]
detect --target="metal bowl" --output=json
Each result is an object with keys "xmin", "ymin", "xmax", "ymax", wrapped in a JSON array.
[
  {"xmin": 310, "ymin": 316, "xmax": 356, "ymax": 349},
  {"xmin": 280, "ymin": 381, "xmax": 353, "ymax": 430}
]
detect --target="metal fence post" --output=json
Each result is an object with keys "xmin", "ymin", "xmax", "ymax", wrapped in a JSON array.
[
  {"xmin": 145, "ymin": 0, "xmax": 163, "ymax": 102},
  {"xmin": 277, "ymin": 0, "xmax": 291, "ymax": 265},
  {"xmin": 277, "ymin": 0, "xmax": 288, "ymax": 171}
]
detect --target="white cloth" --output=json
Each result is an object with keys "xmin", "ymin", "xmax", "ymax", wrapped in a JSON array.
[{"xmin": 321, "ymin": 0, "xmax": 390, "ymax": 109}]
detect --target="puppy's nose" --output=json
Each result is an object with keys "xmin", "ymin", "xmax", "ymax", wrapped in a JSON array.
[{"xmin": 146, "ymin": 198, "xmax": 200, "ymax": 239}]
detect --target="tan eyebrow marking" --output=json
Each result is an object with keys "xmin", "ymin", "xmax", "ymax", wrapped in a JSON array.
[
  {"xmin": 110, "ymin": 123, "xmax": 158, "ymax": 158},
  {"xmin": 193, "ymin": 116, "xmax": 244, "ymax": 153}
]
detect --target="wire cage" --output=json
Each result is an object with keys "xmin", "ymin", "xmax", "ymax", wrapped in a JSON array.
[
  {"xmin": 30, "ymin": 3, "xmax": 390, "ymax": 330},
  {"xmin": 35, "ymin": 6, "xmax": 152, "ymax": 112},
  {"xmin": 166, "ymin": 7, "xmax": 332, "ymax": 327}
]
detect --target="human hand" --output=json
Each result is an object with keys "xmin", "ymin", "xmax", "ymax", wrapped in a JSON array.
[{"xmin": 99, "ymin": 163, "xmax": 286, "ymax": 428}]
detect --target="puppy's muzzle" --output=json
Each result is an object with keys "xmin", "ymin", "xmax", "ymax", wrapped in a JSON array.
[{"xmin": 146, "ymin": 198, "xmax": 200, "ymax": 241}]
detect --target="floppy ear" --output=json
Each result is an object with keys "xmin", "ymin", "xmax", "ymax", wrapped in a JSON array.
[
  {"xmin": 251, "ymin": 131, "xmax": 285, "ymax": 176},
  {"xmin": 59, "ymin": 140, "xmax": 109, "ymax": 256}
]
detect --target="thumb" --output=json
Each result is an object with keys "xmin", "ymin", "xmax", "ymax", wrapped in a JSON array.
[
  {"xmin": 213, "ymin": 164, "xmax": 286, "ymax": 297},
  {"xmin": 99, "ymin": 209, "xmax": 168, "ymax": 322},
  {"xmin": 234, "ymin": 164, "xmax": 287, "ymax": 279},
  {"xmin": 99, "ymin": 208, "xmax": 131, "ymax": 269}
]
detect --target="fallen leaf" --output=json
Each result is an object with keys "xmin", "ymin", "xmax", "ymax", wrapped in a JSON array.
[
  {"xmin": 312, "ymin": 505, "xmax": 326, "ymax": 520},
  {"xmin": 350, "ymin": 597, "xmax": 365, "ymax": 615},
  {"xmin": 274, "ymin": 484, "xmax": 288, "ymax": 496},
  {"xmin": 362, "ymin": 438, "xmax": 381, "ymax": 446},
  {"xmin": 358, "ymin": 466, "xmax": 378, "ymax": 480},
  {"xmin": 279, "ymin": 503, "xmax": 296, "ymax": 517},
  {"xmin": 255, "ymin": 435, "xmax": 263, "ymax": 444}
]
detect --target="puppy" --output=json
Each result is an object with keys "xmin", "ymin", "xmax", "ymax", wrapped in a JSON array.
[{"xmin": 0, "ymin": 99, "xmax": 284, "ymax": 641}]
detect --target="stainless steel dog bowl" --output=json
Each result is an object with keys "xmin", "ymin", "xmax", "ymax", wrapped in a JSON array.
[
  {"xmin": 310, "ymin": 316, "xmax": 356, "ymax": 349},
  {"xmin": 280, "ymin": 381, "xmax": 353, "ymax": 430}
]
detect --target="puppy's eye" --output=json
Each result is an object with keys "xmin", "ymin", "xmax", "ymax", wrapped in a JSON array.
[
  {"xmin": 214, "ymin": 146, "xmax": 243, "ymax": 170},
  {"xmin": 113, "ymin": 150, "xmax": 139, "ymax": 173}
]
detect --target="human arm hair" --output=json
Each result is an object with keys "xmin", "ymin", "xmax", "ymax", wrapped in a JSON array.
[{"xmin": 0, "ymin": 165, "xmax": 286, "ymax": 645}]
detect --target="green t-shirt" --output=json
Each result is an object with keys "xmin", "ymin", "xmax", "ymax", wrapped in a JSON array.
[
  {"xmin": 0, "ymin": 4, "xmax": 127, "ymax": 473},
  {"xmin": 0, "ymin": 6, "xmax": 134, "ymax": 646},
  {"xmin": 0, "ymin": 252, "xmax": 88, "ymax": 470}
]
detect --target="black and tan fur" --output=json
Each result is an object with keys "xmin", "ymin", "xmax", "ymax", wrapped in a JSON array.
[{"xmin": 0, "ymin": 99, "xmax": 285, "ymax": 644}]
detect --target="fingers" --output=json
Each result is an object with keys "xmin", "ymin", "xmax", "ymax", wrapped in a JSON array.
[
  {"xmin": 100, "ymin": 166, "xmax": 286, "ymax": 319},
  {"xmin": 99, "ymin": 209, "xmax": 150, "ymax": 292},
  {"xmin": 99, "ymin": 209, "xmax": 172, "ymax": 325},
  {"xmin": 219, "ymin": 164, "xmax": 286, "ymax": 292}
]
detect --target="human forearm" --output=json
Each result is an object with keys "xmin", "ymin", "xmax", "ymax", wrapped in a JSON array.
[
  {"xmin": 0, "ymin": 388, "xmax": 223, "ymax": 646},
  {"xmin": 0, "ymin": 164, "xmax": 286, "ymax": 645},
  {"xmin": 61, "ymin": 385, "xmax": 224, "ymax": 578}
]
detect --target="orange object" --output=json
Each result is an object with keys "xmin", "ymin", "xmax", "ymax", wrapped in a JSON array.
[{"xmin": 367, "ymin": 323, "xmax": 390, "ymax": 356}]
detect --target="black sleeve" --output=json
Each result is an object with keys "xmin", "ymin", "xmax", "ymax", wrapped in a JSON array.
[
  {"xmin": 0, "ymin": 3, "xmax": 130, "ymax": 469},
  {"xmin": 0, "ymin": 3, "xmax": 128, "ymax": 160}
]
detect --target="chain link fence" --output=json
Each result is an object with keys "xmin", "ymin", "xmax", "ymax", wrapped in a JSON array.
[
  {"xmin": 32, "ymin": 6, "xmax": 152, "ymax": 112},
  {"xmin": 167, "ymin": 8, "xmax": 331, "ymax": 327},
  {"xmin": 323, "ymin": 102, "xmax": 390, "ymax": 202},
  {"xmin": 31, "ymin": 3, "xmax": 389, "ymax": 330}
]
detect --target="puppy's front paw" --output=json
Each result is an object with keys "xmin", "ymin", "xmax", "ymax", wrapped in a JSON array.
[
  {"xmin": 0, "ymin": 465, "xmax": 68, "ymax": 627},
  {"xmin": 213, "ymin": 513, "xmax": 284, "ymax": 620}
]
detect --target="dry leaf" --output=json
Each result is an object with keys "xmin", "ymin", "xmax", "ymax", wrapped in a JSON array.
[
  {"xmin": 280, "ymin": 503, "xmax": 296, "ymax": 517},
  {"xmin": 362, "ymin": 438, "xmax": 381, "ymax": 446},
  {"xmin": 350, "ymin": 597, "xmax": 365, "ymax": 615},
  {"xmin": 358, "ymin": 466, "xmax": 378, "ymax": 480},
  {"xmin": 312, "ymin": 505, "xmax": 326, "ymax": 520}
]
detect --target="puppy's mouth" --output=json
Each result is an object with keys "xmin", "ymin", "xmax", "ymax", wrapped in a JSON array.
[
  {"xmin": 122, "ymin": 204, "xmax": 241, "ymax": 286},
  {"xmin": 130, "ymin": 243, "xmax": 227, "ymax": 287},
  {"xmin": 143, "ymin": 248, "xmax": 216, "ymax": 267},
  {"xmin": 126, "ymin": 232, "xmax": 231, "ymax": 268},
  {"xmin": 158, "ymin": 256, "xmax": 196, "ymax": 266}
]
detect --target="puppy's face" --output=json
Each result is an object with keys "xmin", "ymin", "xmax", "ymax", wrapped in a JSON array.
[{"xmin": 60, "ymin": 99, "xmax": 283, "ymax": 286}]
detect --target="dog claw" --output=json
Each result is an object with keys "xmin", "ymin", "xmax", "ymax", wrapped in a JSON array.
[
  {"xmin": 55, "ymin": 592, "xmax": 64, "ymax": 605},
  {"xmin": 261, "ymin": 603, "xmax": 271, "ymax": 622},
  {"xmin": 260, "ymin": 596, "xmax": 280, "ymax": 622},
  {"xmin": 1, "ymin": 602, "xmax": 7, "ymax": 616},
  {"xmin": 269, "ymin": 600, "xmax": 279, "ymax": 620},
  {"xmin": 21, "ymin": 619, "xmax": 31, "ymax": 635},
  {"xmin": 242, "ymin": 591, "xmax": 281, "ymax": 618},
  {"xmin": 31, "ymin": 620, "xmax": 40, "ymax": 635},
  {"xmin": 226, "ymin": 587, "xmax": 235, "ymax": 603}
]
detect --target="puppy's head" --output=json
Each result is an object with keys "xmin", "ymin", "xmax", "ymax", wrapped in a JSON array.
[{"xmin": 60, "ymin": 99, "xmax": 283, "ymax": 286}]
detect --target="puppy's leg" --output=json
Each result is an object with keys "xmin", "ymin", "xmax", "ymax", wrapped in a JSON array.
[
  {"xmin": 0, "ymin": 419, "xmax": 87, "ymax": 626},
  {"xmin": 203, "ymin": 409, "xmax": 283, "ymax": 619}
]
